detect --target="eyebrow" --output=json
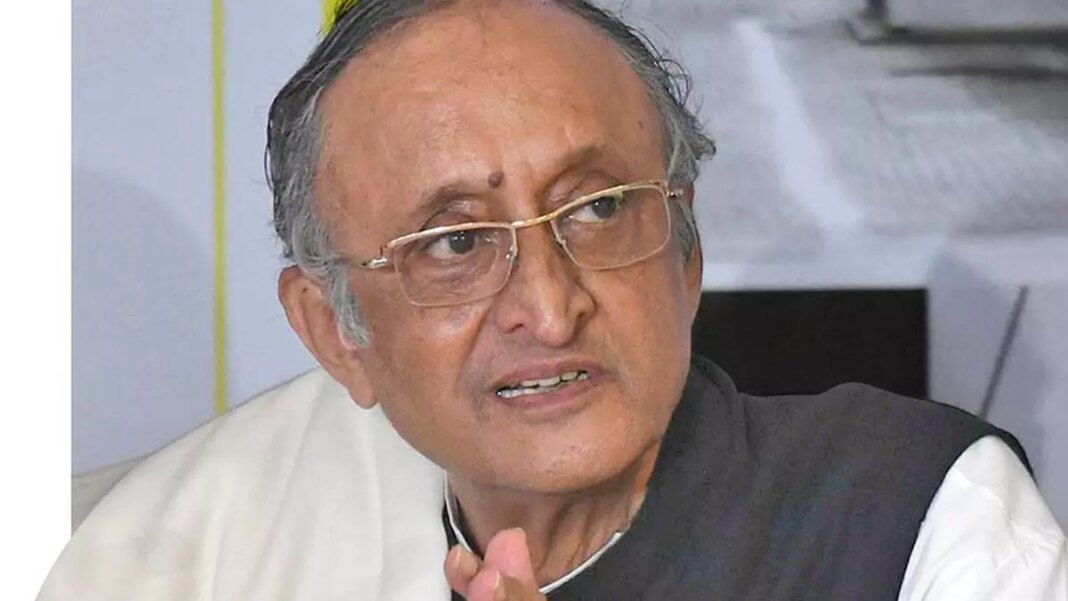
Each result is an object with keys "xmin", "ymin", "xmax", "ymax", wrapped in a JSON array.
[{"xmin": 406, "ymin": 143, "xmax": 613, "ymax": 227}]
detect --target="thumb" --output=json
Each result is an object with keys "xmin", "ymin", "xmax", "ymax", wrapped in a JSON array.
[{"xmin": 483, "ymin": 528, "xmax": 538, "ymax": 586}]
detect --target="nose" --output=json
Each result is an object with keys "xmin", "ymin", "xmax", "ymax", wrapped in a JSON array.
[{"xmin": 490, "ymin": 222, "xmax": 594, "ymax": 347}]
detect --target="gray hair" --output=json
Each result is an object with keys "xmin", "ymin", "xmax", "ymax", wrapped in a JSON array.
[{"xmin": 266, "ymin": 0, "xmax": 716, "ymax": 346}]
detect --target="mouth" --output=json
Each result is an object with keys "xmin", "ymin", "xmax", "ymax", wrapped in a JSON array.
[{"xmin": 495, "ymin": 370, "xmax": 591, "ymax": 399}]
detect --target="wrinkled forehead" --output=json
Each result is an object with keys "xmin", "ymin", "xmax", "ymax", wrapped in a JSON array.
[{"xmin": 316, "ymin": 0, "xmax": 666, "ymax": 243}]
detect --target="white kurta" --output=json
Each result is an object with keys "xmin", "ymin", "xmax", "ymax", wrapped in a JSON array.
[
  {"xmin": 39, "ymin": 370, "xmax": 1067, "ymax": 600},
  {"xmin": 42, "ymin": 370, "xmax": 450, "ymax": 601}
]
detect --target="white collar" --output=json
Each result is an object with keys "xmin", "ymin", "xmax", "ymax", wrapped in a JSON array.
[{"xmin": 443, "ymin": 480, "xmax": 626, "ymax": 595}]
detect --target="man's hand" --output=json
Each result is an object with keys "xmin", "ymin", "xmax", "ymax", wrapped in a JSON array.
[{"xmin": 444, "ymin": 528, "xmax": 548, "ymax": 601}]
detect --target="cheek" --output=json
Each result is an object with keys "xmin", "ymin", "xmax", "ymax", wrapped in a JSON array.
[
  {"xmin": 356, "ymin": 271, "xmax": 485, "ymax": 361},
  {"xmin": 594, "ymin": 257, "xmax": 694, "ymax": 354},
  {"xmin": 367, "ymin": 298, "xmax": 486, "ymax": 388},
  {"xmin": 358, "ymin": 294, "xmax": 492, "ymax": 449}
]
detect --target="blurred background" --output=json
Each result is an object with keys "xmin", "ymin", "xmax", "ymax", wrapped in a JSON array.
[{"xmin": 74, "ymin": 0, "xmax": 1068, "ymax": 525}]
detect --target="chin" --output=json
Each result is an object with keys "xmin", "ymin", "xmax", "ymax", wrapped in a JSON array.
[
  {"xmin": 492, "ymin": 435, "xmax": 659, "ymax": 495},
  {"xmin": 482, "ymin": 394, "xmax": 675, "ymax": 495}
]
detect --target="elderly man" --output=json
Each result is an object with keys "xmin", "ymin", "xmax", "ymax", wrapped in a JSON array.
[{"xmin": 43, "ymin": 0, "xmax": 1066, "ymax": 599}]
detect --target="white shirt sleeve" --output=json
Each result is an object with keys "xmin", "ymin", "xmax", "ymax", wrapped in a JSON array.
[{"xmin": 898, "ymin": 435, "xmax": 1068, "ymax": 601}]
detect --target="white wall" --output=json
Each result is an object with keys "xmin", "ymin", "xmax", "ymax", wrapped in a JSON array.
[
  {"xmin": 888, "ymin": 0, "xmax": 1068, "ymax": 28},
  {"xmin": 73, "ymin": 0, "xmax": 319, "ymax": 473},
  {"xmin": 74, "ymin": 0, "xmax": 216, "ymax": 472},
  {"xmin": 222, "ymin": 1, "xmax": 321, "ymax": 407},
  {"xmin": 929, "ymin": 237, "xmax": 1068, "ymax": 527}
]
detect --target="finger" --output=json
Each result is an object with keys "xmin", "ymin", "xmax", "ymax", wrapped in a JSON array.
[
  {"xmin": 483, "ymin": 528, "xmax": 538, "ymax": 585},
  {"xmin": 466, "ymin": 565, "xmax": 506, "ymax": 601},
  {"xmin": 445, "ymin": 545, "xmax": 482, "ymax": 597},
  {"xmin": 499, "ymin": 571, "xmax": 548, "ymax": 601}
]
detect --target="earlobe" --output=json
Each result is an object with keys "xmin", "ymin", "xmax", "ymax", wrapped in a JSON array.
[{"xmin": 278, "ymin": 265, "xmax": 378, "ymax": 409}]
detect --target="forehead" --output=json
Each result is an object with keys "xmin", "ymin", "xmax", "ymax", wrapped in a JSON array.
[{"xmin": 317, "ymin": 0, "xmax": 665, "ymax": 242}]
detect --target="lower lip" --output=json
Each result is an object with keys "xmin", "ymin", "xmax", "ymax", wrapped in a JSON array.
[{"xmin": 492, "ymin": 374, "xmax": 601, "ymax": 416}]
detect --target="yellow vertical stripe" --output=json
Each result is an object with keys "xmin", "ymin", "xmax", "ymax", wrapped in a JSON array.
[
  {"xmin": 323, "ymin": 0, "xmax": 346, "ymax": 33},
  {"xmin": 212, "ymin": 0, "xmax": 228, "ymax": 416},
  {"xmin": 323, "ymin": 0, "xmax": 334, "ymax": 32}
]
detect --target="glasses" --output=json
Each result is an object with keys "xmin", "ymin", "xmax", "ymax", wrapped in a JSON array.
[{"xmin": 351, "ymin": 180, "xmax": 678, "ymax": 307}]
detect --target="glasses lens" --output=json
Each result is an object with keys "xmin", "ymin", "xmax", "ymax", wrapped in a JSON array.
[
  {"xmin": 555, "ymin": 185, "xmax": 670, "ymax": 270},
  {"xmin": 393, "ymin": 225, "xmax": 514, "ymax": 306}
]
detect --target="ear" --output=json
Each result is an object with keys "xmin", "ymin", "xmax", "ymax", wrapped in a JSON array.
[
  {"xmin": 278, "ymin": 265, "xmax": 378, "ymax": 409},
  {"xmin": 679, "ymin": 185, "xmax": 703, "ymax": 320}
]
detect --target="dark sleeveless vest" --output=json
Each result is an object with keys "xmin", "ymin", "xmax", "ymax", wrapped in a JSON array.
[{"xmin": 447, "ymin": 355, "xmax": 1030, "ymax": 600}]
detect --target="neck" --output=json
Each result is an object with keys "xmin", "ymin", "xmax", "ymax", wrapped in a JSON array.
[{"xmin": 448, "ymin": 442, "xmax": 661, "ymax": 585}]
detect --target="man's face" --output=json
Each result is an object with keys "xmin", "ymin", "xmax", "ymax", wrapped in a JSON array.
[{"xmin": 314, "ymin": 0, "xmax": 702, "ymax": 493}]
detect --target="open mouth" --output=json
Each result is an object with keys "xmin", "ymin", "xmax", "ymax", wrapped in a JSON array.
[{"xmin": 496, "ymin": 370, "xmax": 590, "ymax": 399}]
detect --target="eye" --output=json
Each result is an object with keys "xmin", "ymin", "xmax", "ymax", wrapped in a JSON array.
[
  {"xmin": 569, "ymin": 191, "xmax": 624, "ymax": 224},
  {"xmin": 422, "ymin": 229, "xmax": 480, "ymax": 260}
]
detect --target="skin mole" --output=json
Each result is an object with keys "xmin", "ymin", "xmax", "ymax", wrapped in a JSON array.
[{"xmin": 487, "ymin": 170, "xmax": 505, "ymax": 189}]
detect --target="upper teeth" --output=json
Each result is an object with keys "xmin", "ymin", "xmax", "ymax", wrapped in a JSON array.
[
  {"xmin": 498, "ymin": 370, "xmax": 588, "ymax": 397},
  {"xmin": 518, "ymin": 371, "xmax": 584, "ymax": 388}
]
